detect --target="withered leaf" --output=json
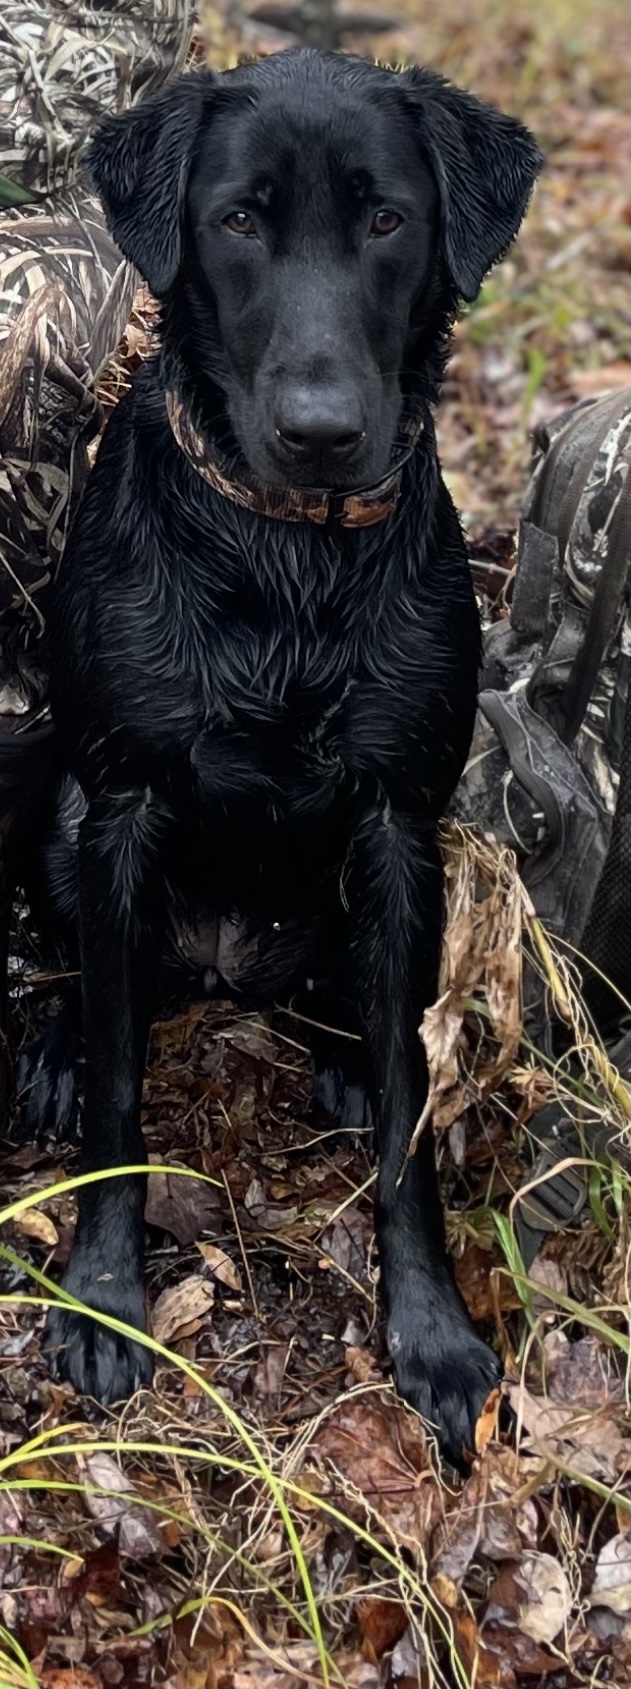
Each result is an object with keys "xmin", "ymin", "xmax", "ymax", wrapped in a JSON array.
[
  {"xmin": 481, "ymin": 1622, "xmax": 560, "ymax": 1679},
  {"xmin": 303, "ymin": 1396, "xmax": 442, "ymax": 1552},
  {"xmin": 244, "ymin": 1174, "xmax": 299, "ymax": 1230},
  {"xmin": 196, "ymin": 1241, "xmax": 242, "ymax": 1290},
  {"xmin": 589, "ymin": 1535, "xmax": 631, "ymax": 1614},
  {"xmin": 15, "ymin": 1205, "xmax": 59, "ymax": 1247},
  {"xmin": 508, "ymin": 1380, "xmax": 630, "ymax": 1483},
  {"xmin": 419, "ymin": 830, "xmax": 523, "ymax": 1130},
  {"xmin": 356, "ymin": 1596, "xmax": 408, "ymax": 1659},
  {"xmin": 542, "ymin": 1331, "xmax": 625, "ymax": 1409},
  {"xmin": 39, "ymin": 1672, "xmax": 101, "ymax": 1688},
  {"xmin": 345, "ymin": 1346, "xmax": 382, "ymax": 1387},
  {"xmin": 431, "ymin": 1451, "xmax": 531, "ymax": 1585},
  {"xmin": 475, "ymin": 1385, "xmax": 502, "ymax": 1454},
  {"xmin": 232, "ymin": 1645, "xmax": 319, "ymax": 1688},
  {"xmin": 254, "ymin": 1342, "xmax": 290, "ymax": 1399},
  {"xmin": 455, "ymin": 1241, "xmax": 521, "ymax": 1321},
  {"xmin": 487, "ymin": 1553, "xmax": 572, "ymax": 1644},
  {"xmin": 79, "ymin": 1453, "xmax": 162, "ymax": 1557},
  {"xmin": 152, "ymin": 1275, "xmax": 215, "ymax": 1345},
  {"xmin": 452, "ymin": 1609, "xmax": 516, "ymax": 1687},
  {"xmin": 145, "ymin": 1159, "xmax": 221, "ymax": 1246},
  {"xmin": 391, "ymin": 1624, "xmax": 429, "ymax": 1682},
  {"xmin": 320, "ymin": 1205, "xmax": 370, "ymax": 1280}
]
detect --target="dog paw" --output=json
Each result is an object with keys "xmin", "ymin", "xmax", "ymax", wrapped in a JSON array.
[
  {"xmin": 313, "ymin": 1063, "xmax": 372, "ymax": 1137},
  {"xmin": 44, "ymin": 1263, "xmax": 152, "ymax": 1405},
  {"xmin": 17, "ymin": 1020, "xmax": 80, "ymax": 1141},
  {"xmin": 387, "ymin": 1286, "xmax": 502, "ymax": 1467}
]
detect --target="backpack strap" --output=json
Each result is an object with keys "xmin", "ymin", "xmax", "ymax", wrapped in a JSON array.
[
  {"xmin": 556, "ymin": 387, "xmax": 631, "ymax": 562},
  {"xmin": 528, "ymin": 387, "xmax": 630, "ymax": 535},
  {"xmin": 559, "ymin": 454, "xmax": 631, "ymax": 745}
]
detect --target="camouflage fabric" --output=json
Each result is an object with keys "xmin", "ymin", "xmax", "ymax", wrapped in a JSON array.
[
  {"xmin": 454, "ymin": 386, "xmax": 631, "ymax": 1032},
  {"xmin": 1, "ymin": 2, "xmax": 193, "ymax": 195},
  {"xmin": 523, "ymin": 390, "xmax": 631, "ymax": 806},
  {"xmin": 0, "ymin": 1, "xmax": 193, "ymax": 719},
  {"xmin": 166, "ymin": 388, "xmax": 426, "ymax": 526}
]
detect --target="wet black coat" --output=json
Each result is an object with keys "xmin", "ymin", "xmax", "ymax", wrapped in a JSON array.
[{"xmin": 38, "ymin": 49, "xmax": 541, "ymax": 1460}]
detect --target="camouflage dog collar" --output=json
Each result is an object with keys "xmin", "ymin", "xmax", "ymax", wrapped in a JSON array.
[{"xmin": 165, "ymin": 391, "xmax": 424, "ymax": 527}]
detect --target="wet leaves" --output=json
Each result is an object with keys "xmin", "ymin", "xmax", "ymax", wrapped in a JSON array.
[
  {"xmin": 302, "ymin": 1395, "xmax": 443, "ymax": 1552},
  {"xmin": 487, "ymin": 1552, "xmax": 573, "ymax": 1644},
  {"xmin": 152, "ymin": 1275, "xmax": 215, "ymax": 1346},
  {"xmin": 79, "ymin": 1453, "xmax": 163, "ymax": 1557},
  {"xmin": 507, "ymin": 1380, "xmax": 631, "ymax": 1484},
  {"xmin": 418, "ymin": 832, "xmax": 524, "ymax": 1132},
  {"xmin": 145, "ymin": 1158, "xmax": 222, "ymax": 1246},
  {"xmin": 590, "ymin": 1535, "xmax": 631, "ymax": 1615},
  {"xmin": 195, "ymin": 1241, "xmax": 242, "ymax": 1290}
]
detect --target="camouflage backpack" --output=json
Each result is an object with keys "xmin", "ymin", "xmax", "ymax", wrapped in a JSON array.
[
  {"xmin": 454, "ymin": 387, "xmax": 631, "ymax": 1035},
  {"xmin": 452, "ymin": 388, "xmax": 631, "ymax": 1260}
]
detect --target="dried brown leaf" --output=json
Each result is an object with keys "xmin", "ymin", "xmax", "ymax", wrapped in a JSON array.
[
  {"xmin": 304, "ymin": 1396, "xmax": 442, "ymax": 1552},
  {"xmin": 345, "ymin": 1346, "xmax": 383, "ymax": 1386},
  {"xmin": 391, "ymin": 1624, "xmax": 428, "ymax": 1683},
  {"xmin": 480, "ymin": 1622, "xmax": 560, "ymax": 1679},
  {"xmin": 79, "ymin": 1453, "xmax": 162, "ymax": 1556},
  {"xmin": 15, "ymin": 1206, "xmax": 59, "ymax": 1246},
  {"xmin": 431, "ymin": 1448, "xmax": 540, "ymax": 1585},
  {"xmin": 475, "ymin": 1385, "xmax": 502, "ymax": 1454},
  {"xmin": 152, "ymin": 1275, "xmax": 215, "ymax": 1345},
  {"xmin": 542, "ymin": 1331, "xmax": 625, "ymax": 1408},
  {"xmin": 195, "ymin": 1241, "xmax": 242, "ymax": 1290},
  {"xmin": 244, "ymin": 1174, "xmax": 299, "ymax": 1230},
  {"xmin": 356, "ymin": 1596, "xmax": 408, "ymax": 1660},
  {"xmin": 39, "ymin": 1672, "xmax": 101, "ymax": 1688},
  {"xmin": 320, "ymin": 1205, "xmax": 370, "ymax": 1279},
  {"xmin": 455, "ymin": 1241, "xmax": 521, "ymax": 1321},
  {"xmin": 232, "ymin": 1644, "xmax": 321, "ymax": 1688},
  {"xmin": 419, "ymin": 831, "xmax": 524, "ymax": 1130},
  {"xmin": 452, "ymin": 1610, "xmax": 516, "ymax": 1687},
  {"xmin": 590, "ymin": 1535, "xmax": 631, "ymax": 1615},
  {"xmin": 145, "ymin": 1160, "xmax": 221, "ymax": 1246},
  {"xmin": 508, "ymin": 1381, "xmax": 630, "ymax": 1483},
  {"xmin": 487, "ymin": 1553, "xmax": 572, "ymax": 1644},
  {"xmin": 254, "ymin": 1342, "xmax": 290, "ymax": 1399},
  {"xmin": 529, "ymin": 1255, "xmax": 568, "ymax": 1314}
]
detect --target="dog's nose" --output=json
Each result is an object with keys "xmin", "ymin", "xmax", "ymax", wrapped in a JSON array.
[{"xmin": 275, "ymin": 391, "xmax": 365, "ymax": 462}]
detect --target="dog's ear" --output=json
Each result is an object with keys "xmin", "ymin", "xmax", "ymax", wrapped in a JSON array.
[
  {"xmin": 401, "ymin": 69, "xmax": 543, "ymax": 302},
  {"xmin": 87, "ymin": 71, "xmax": 214, "ymax": 296}
]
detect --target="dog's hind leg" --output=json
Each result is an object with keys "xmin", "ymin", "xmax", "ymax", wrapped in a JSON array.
[
  {"xmin": 17, "ymin": 982, "xmax": 82, "ymax": 1141},
  {"xmin": 349, "ymin": 803, "xmax": 501, "ymax": 1465},
  {"xmin": 292, "ymin": 984, "xmax": 372, "ymax": 1142},
  {"xmin": 16, "ymin": 774, "xmax": 84, "ymax": 1140},
  {"xmin": 44, "ymin": 789, "xmax": 169, "ymax": 1404}
]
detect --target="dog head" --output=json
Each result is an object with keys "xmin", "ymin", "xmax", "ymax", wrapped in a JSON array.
[{"xmin": 89, "ymin": 50, "xmax": 542, "ymax": 491}]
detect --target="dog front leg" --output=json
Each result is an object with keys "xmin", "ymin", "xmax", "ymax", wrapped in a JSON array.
[
  {"xmin": 45, "ymin": 792, "xmax": 166, "ymax": 1404},
  {"xmin": 350, "ymin": 804, "xmax": 500, "ymax": 1464}
]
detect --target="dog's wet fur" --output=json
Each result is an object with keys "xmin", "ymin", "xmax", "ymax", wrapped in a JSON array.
[{"xmin": 2, "ymin": 50, "xmax": 541, "ymax": 1463}]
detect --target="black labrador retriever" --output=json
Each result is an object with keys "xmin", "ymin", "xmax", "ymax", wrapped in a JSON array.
[{"xmin": 35, "ymin": 48, "xmax": 541, "ymax": 1461}]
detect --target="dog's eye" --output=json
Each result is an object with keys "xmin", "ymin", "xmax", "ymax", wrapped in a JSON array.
[
  {"xmin": 370, "ymin": 209, "xmax": 403, "ymax": 238},
  {"xmin": 223, "ymin": 210, "xmax": 256, "ymax": 236}
]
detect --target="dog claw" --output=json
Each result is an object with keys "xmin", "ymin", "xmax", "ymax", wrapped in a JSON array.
[
  {"xmin": 386, "ymin": 1285, "xmax": 502, "ymax": 1467},
  {"xmin": 44, "ymin": 1262, "xmax": 152, "ymax": 1405}
]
